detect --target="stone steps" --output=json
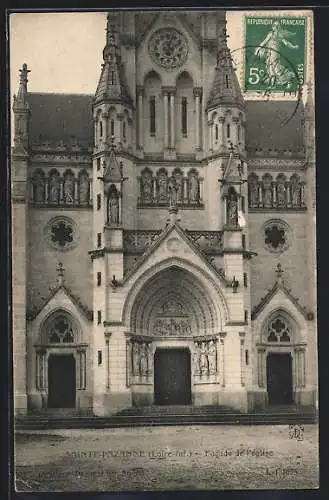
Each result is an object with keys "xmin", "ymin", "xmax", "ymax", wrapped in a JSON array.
[{"xmin": 15, "ymin": 405, "xmax": 317, "ymax": 430}]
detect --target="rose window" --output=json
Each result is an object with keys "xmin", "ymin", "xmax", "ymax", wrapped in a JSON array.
[
  {"xmin": 148, "ymin": 28, "xmax": 189, "ymax": 71},
  {"xmin": 263, "ymin": 219, "xmax": 291, "ymax": 253},
  {"xmin": 44, "ymin": 216, "xmax": 78, "ymax": 251}
]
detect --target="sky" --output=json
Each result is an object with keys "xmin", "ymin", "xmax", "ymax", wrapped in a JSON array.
[{"xmin": 9, "ymin": 10, "xmax": 313, "ymax": 97}]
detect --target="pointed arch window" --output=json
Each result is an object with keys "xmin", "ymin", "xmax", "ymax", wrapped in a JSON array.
[
  {"xmin": 225, "ymin": 74, "xmax": 229, "ymax": 88},
  {"xmin": 99, "ymin": 121, "xmax": 103, "ymax": 138},
  {"xmin": 266, "ymin": 316, "xmax": 291, "ymax": 343},
  {"xmin": 215, "ymin": 124, "xmax": 219, "ymax": 141},
  {"xmin": 226, "ymin": 123, "xmax": 231, "ymax": 138},
  {"xmin": 110, "ymin": 119, "xmax": 115, "ymax": 138},
  {"xmin": 110, "ymin": 71, "xmax": 115, "ymax": 85},
  {"xmin": 48, "ymin": 315, "xmax": 75, "ymax": 344},
  {"xmin": 181, "ymin": 97, "xmax": 187, "ymax": 137},
  {"xmin": 123, "ymin": 121, "xmax": 126, "ymax": 141},
  {"xmin": 150, "ymin": 96, "xmax": 156, "ymax": 136}
]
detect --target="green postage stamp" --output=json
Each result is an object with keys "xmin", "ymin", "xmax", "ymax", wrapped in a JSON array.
[{"xmin": 244, "ymin": 16, "xmax": 306, "ymax": 93}]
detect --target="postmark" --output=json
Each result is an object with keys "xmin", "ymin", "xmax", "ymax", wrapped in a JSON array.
[{"xmin": 243, "ymin": 16, "xmax": 306, "ymax": 93}]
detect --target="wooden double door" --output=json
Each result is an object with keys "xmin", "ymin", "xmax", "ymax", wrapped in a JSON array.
[
  {"xmin": 154, "ymin": 348, "xmax": 192, "ymax": 405},
  {"xmin": 267, "ymin": 353, "xmax": 293, "ymax": 405},
  {"xmin": 47, "ymin": 354, "xmax": 76, "ymax": 408}
]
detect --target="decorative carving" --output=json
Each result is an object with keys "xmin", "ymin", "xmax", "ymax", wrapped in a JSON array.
[
  {"xmin": 249, "ymin": 172, "xmax": 305, "ymax": 210},
  {"xmin": 186, "ymin": 231, "xmax": 223, "ymax": 252},
  {"xmin": 148, "ymin": 28, "xmax": 189, "ymax": 71},
  {"xmin": 123, "ymin": 230, "xmax": 161, "ymax": 253},
  {"xmin": 131, "ymin": 341, "xmax": 150, "ymax": 376},
  {"xmin": 194, "ymin": 339, "xmax": 218, "ymax": 376},
  {"xmin": 153, "ymin": 318, "xmax": 192, "ymax": 336}
]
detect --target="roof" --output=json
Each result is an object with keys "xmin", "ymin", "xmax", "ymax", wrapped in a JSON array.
[
  {"xmin": 26, "ymin": 93, "xmax": 304, "ymax": 152},
  {"xmin": 27, "ymin": 92, "xmax": 94, "ymax": 147},
  {"xmin": 245, "ymin": 100, "xmax": 304, "ymax": 152}
]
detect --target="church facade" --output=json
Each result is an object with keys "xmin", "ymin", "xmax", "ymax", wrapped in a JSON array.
[{"xmin": 12, "ymin": 11, "xmax": 317, "ymax": 416}]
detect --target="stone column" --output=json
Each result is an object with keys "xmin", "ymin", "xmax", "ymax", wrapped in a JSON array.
[
  {"xmin": 257, "ymin": 348, "xmax": 266, "ymax": 388},
  {"xmin": 106, "ymin": 339, "xmax": 110, "ymax": 390},
  {"xmin": 153, "ymin": 177, "xmax": 157, "ymax": 203},
  {"xmin": 219, "ymin": 332, "xmax": 227, "ymax": 387},
  {"xmin": 183, "ymin": 177, "xmax": 188, "ymax": 204},
  {"xmin": 239, "ymin": 332, "xmax": 245, "ymax": 387},
  {"xmin": 163, "ymin": 89, "xmax": 169, "ymax": 150},
  {"xmin": 59, "ymin": 179, "xmax": 64, "ymax": 204},
  {"xmin": 193, "ymin": 87, "xmax": 202, "ymax": 150},
  {"xmin": 137, "ymin": 86, "xmax": 144, "ymax": 151},
  {"xmin": 199, "ymin": 178, "xmax": 204, "ymax": 203},
  {"xmin": 208, "ymin": 120, "xmax": 213, "ymax": 153},
  {"xmin": 169, "ymin": 90, "xmax": 176, "ymax": 150},
  {"xmin": 258, "ymin": 183, "xmax": 263, "ymax": 207},
  {"xmin": 272, "ymin": 182, "xmax": 276, "ymax": 207},
  {"xmin": 232, "ymin": 116, "xmax": 239, "ymax": 147}
]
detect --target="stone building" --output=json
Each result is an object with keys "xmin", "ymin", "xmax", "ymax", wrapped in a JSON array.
[{"xmin": 12, "ymin": 11, "xmax": 317, "ymax": 416}]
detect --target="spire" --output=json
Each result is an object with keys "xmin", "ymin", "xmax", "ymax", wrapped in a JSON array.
[
  {"xmin": 206, "ymin": 24, "xmax": 244, "ymax": 111},
  {"xmin": 13, "ymin": 63, "xmax": 30, "ymax": 110},
  {"xmin": 94, "ymin": 13, "xmax": 132, "ymax": 106}
]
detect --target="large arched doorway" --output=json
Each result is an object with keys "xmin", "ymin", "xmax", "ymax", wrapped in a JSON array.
[{"xmin": 126, "ymin": 264, "xmax": 225, "ymax": 406}]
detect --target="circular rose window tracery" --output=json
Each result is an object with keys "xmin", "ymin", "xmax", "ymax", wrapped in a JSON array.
[
  {"xmin": 148, "ymin": 28, "xmax": 189, "ymax": 71},
  {"xmin": 263, "ymin": 219, "xmax": 292, "ymax": 253},
  {"xmin": 44, "ymin": 216, "xmax": 78, "ymax": 251}
]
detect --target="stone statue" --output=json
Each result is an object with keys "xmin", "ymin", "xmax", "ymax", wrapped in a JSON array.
[
  {"xmin": 141, "ymin": 170, "xmax": 153, "ymax": 202},
  {"xmin": 158, "ymin": 172, "xmax": 167, "ymax": 202},
  {"xmin": 227, "ymin": 190, "xmax": 238, "ymax": 226},
  {"xmin": 199, "ymin": 342, "xmax": 209, "ymax": 375},
  {"xmin": 174, "ymin": 173, "xmax": 183, "ymax": 202},
  {"xmin": 34, "ymin": 173, "xmax": 45, "ymax": 203},
  {"xmin": 291, "ymin": 176, "xmax": 301, "ymax": 206},
  {"xmin": 108, "ymin": 189, "xmax": 120, "ymax": 224},
  {"xmin": 248, "ymin": 175, "xmax": 259, "ymax": 207},
  {"xmin": 79, "ymin": 173, "xmax": 89, "ymax": 204},
  {"xmin": 139, "ymin": 343, "xmax": 148, "ymax": 375},
  {"xmin": 276, "ymin": 178, "xmax": 286, "ymax": 207},
  {"xmin": 168, "ymin": 178, "xmax": 177, "ymax": 207},
  {"xmin": 132, "ymin": 343, "xmax": 140, "ymax": 376},
  {"xmin": 63, "ymin": 173, "xmax": 74, "ymax": 204},
  {"xmin": 193, "ymin": 346, "xmax": 200, "ymax": 375},
  {"xmin": 262, "ymin": 176, "xmax": 273, "ymax": 207},
  {"xmin": 49, "ymin": 173, "xmax": 59, "ymax": 203},
  {"xmin": 207, "ymin": 340, "xmax": 217, "ymax": 375},
  {"xmin": 189, "ymin": 174, "xmax": 199, "ymax": 202}
]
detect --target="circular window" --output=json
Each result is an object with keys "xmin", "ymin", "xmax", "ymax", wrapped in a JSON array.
[
  {"xmin": 44, "ymin": 216, "xmax": 78, "ymax": 251},
  {"xmin": 148, "ymin": 28, "xmax": 189, "ymax": 71},
  {"xmin": 263, "ymin": 219, "xmax": 291, "ymax": 253}
]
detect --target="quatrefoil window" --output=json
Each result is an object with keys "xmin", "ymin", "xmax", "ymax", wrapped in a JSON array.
[{"xmin": 267, "ymin": 317, "xmax": 291, "ymax": 342}]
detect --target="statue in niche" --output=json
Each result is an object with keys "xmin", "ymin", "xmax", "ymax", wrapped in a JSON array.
[
  {"xmin": 199, "ymin": 342, "xmax": 209, "ymax": 375},
  {"xmin": 141, "ymin": 170, "xmax": 153, "ymax": 202},
  {"xmin": 63, "ymin": 173, "xmax": 75, "ymax": 204},
  {"xmin": 207, "ymin": 340, "xmax": 217, "ymax": 375},
  {"xmin": 227, "ymin": 189, "xmax": 238, "ymax": 226},
  {"xmin": 262, "ymin": 176, "xmax": 273, "ymax": 207},
  {"xmin": 79, "ymin": 173, "xmax": 89, "ymax": 204},
  {"xmin": 290, "ymin": 176, "xmax": 301, "ymax": 206},
  {"xmin": 174, "ymin": 172, "xmax": 183, "ymax": 202},
  {"xmin": 189, "ymin": 174, "xmax": 199, "ymax": 203},
  {"xmin": 248, "ymin": 176, "xmax": 259, "ymax": 207},
  {"xmin": 168, "ymin": 178, "xmax": 177, "ymax": 207},
  {"xmin": 49, "ymin": 173, "xmax": 59, "ymax": 203},
  {"xmin": 132, "ymin": 343, "xmax": 140, "ymax": 375},
  {"xmin": 34, "ymin": 173, "xmax": 45, "ymax": 203},
  {"xmin": 276, "ymin": 178, "xmax": 286, "ymax": 207},
  {"xmin": 158, "ymin": 172, "xmax": 167, "ymax": 202},
  {"xmin": 107, "ymin": 187, "xmax": 120, "ymax": 224},
  {"xmin": 139, "ymin": 343, "xmax": 148, "ymax": 375}
]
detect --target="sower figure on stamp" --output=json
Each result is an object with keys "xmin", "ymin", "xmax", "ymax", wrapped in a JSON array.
[{"xmin": 254, "ymin": 21, "xmax": 299, "ymax": 89}]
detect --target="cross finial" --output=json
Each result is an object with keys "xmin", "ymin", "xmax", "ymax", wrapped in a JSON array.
[
  {"xmin": 275, "ymin": 263, "xmax": 284, "ymax": 283},
  {"xmin": 56, "ymin": 262, "xmax": 65, "ymax": 286}
]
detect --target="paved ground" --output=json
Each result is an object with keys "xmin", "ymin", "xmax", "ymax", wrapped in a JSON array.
[{"xmin": 15, "ymin": 424, "xmax": 319, "ymax": 491}]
